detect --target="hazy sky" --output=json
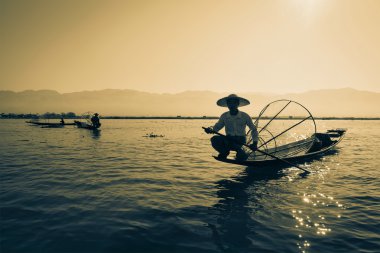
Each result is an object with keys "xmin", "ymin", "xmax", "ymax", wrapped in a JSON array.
[{"xmin": 1, "ymin": 0, "xmax": 379, "ymax": 93}]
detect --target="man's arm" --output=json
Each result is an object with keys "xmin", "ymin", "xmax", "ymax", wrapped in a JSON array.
[
  {"xmin": 246, "ymin": 115, "xmax": 259, "ymax": 149},
  {"xmin": 204, "ymin": 115, "xmax": 225, "ymax": 134},
  {"xmin": 212, "ymin": 116, "xmax": 225, "ymax": 133}
]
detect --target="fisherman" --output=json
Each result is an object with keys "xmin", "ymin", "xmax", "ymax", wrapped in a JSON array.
[
  {"xmin": 91, "ymin": 113, "xmax": 101, "ymax": 128},
  {"xmin": 204, "ymin": 94, "xmax": 259, "ymax": 161}
]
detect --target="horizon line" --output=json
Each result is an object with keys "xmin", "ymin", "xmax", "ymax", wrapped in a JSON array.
[{"xmin": 1, "ymin": 113, "xmax": 380, "ymax": 120}]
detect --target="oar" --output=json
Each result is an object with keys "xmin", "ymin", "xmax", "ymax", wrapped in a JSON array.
[{"xmin": 202, "ymin": 127, "xmax": 310, "ymax": 174}]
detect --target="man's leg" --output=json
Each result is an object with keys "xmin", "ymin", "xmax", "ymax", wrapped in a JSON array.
[
  {"xmin": 211, "ymin": 136, "xmax": 230, "ymax": 159},
  {"xmin": 231, "ymin": 136, "xmax": 249, "ymax": 161},
  {"xmin": 235, "ymin": 148, "xmax": 249, "ymax": 161}
]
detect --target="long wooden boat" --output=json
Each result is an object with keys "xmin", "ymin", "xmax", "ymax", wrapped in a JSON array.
[
  {"xmin": 26, "ymin": 121, "xmax": 76, "ymax": 126},
  {"xmin": 74, "ymin": 120, "xmax": 100, "ymax": 130},
  {"xmin": 214, "ymin": 129, "xmax": 346, "ymax": 167}
]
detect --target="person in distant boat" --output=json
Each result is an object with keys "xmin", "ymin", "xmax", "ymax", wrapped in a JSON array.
[
  {"xmin": 60, "ymin": 117, "xmax": 65, "ymax": 125},
  {"xmin": 204, "ymin": 94, "xmax": 259, "ymax": 161},
  {"xmin": 91, "ymin": 113, "xmax": 101, "ymax": 128}
]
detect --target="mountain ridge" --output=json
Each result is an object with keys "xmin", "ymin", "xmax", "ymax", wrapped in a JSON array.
[{"xmin": 0, "ymin": 88, "xmax": 379, "ymax": 117}]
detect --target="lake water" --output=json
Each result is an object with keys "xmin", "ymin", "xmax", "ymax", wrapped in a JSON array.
[{"xmin": 0, "ymin": 119, "xmax": 379, "ymax": 253}]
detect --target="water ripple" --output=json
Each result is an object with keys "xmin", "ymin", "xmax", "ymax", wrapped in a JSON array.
[{"xmin": 0, "ymin": 119, "xmax": 379, "ymax": 253}]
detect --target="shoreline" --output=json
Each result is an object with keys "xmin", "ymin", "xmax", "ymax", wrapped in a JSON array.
[
  {"xmin": 103, "ymin": 116, "xmax": 380, "ymax": 120},
  {"xmin": 2, "ymin": 116, "xmax": 380, "ymax": 120}
]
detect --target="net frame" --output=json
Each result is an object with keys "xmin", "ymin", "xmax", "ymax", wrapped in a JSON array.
[
  {"xmin": 80, "ymin": 111, "xmax": 95, "ymax": 125},
  {"xmin": 246, "ymin": 100, "xmax": 317, "ymax": 160}
]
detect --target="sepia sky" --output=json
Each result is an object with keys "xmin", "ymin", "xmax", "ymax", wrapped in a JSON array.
[{"xmin": 1, "ymin": 0, "xmax": 379, "ymax": 94}]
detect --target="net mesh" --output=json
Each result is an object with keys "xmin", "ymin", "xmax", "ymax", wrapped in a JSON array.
[
  {"xmin": 245, "ymin": 100, "xmax": 316, "ymax": 161},
  {"xmin": 80, "ymin": 111, "xmax": 94, "ymax": 125}
]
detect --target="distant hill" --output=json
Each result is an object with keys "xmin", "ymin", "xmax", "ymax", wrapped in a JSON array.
[{"xmin": 0, "ymin": 88, "xmax": 379, "ymax": 117}]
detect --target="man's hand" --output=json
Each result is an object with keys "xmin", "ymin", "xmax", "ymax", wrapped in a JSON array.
[
  {"xmin": 249, "ymin": 141, "xmax": 258, "ymax": 151},
  {"xmin": 204, "ymin": 127, "xmax": 214, "ymax": 134}
]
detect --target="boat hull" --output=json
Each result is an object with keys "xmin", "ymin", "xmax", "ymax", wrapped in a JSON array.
[
  {"xmin": 214, "ymin": 129, "xmax": 346, "ymax": 167},
  {"xmin": 26, "ymin": 121, "xmax": 75, "ymax": 126}
]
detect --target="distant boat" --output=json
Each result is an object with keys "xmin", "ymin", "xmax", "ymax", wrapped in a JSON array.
[
  {"xmin": 26, "ymin": 121, "xmax": 75, "ymax": 126},
  {"xmin": 74, "ymin": 120, "xmax": 100, "ymax": 130}
]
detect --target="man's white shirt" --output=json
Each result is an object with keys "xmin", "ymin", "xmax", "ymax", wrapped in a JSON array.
[{"xmin": 212, "ymin": 111, "xmax": 259, "ymax": 142}]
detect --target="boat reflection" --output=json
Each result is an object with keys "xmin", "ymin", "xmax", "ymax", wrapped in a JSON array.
[
  {"xmin": 90, "ymin": 129, "xmax": 101, "ymax": 139},
  {"xmin": 209, "ymin": 167, "xmax": 286, "ymax": 252}
]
